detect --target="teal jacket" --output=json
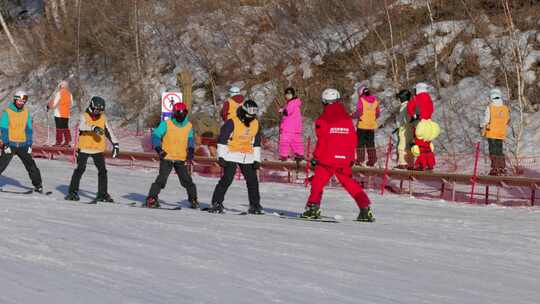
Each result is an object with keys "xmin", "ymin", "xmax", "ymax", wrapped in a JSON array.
[
  {"xmin": 152, "ymin": 116, "xmax": 194, "ymax": 149},
  {"xmin": 0, "ymin": 103, "xmax": 33, "ymax": 147}
]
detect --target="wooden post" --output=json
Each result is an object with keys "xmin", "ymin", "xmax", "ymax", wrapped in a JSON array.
[
  {"xmin": 469, "ymin": 142, "xmax": 481, "ymax": 203},
  {"xmin": 380, "ymin": 135, "xmax": 393, "ymax": 195},
  {"xmin": 485, "ymin": 185, "xmax": 490, "ymax": 205}
]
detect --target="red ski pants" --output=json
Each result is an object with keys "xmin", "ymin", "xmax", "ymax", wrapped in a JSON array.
[{"xmin": 307, "ymin": 164, "xmax": 371, "ymax": 209}]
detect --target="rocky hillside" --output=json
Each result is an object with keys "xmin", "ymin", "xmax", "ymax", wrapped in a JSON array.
[{"xmin": 0, "ymin": 0, "xmax": 539, "ymax": 156}]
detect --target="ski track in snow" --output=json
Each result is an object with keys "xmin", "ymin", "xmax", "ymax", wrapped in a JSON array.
[{"xmin": 0, "ymin": 159, "xmax": 539, "ymax": 304}]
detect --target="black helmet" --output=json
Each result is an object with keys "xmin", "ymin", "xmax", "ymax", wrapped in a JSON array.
[
  {"xmin": 89, "ymin": 96, "xmax": 105, "ymax": 115},
  {"xmin": 396, "ymin": 89, "xmax": 412, "ymax": 103},
  {"xmin": 284, "ymin": 87, "xmax": 296, "ymax": 96},
  {"xmin": 237, "ymin": 99, "xmax": 258, "ymax": 126}
]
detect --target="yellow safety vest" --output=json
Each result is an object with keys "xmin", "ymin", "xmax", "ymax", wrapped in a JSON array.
[
  {"xmin": 227, "ymin": 98, "xmax": 242, "ymax": 121},
  {"xmin": 6, "ymin": 108, "xmax": 28, "ymax": 142},
  {"xmin": 162, "ymin": 120, "xmax": 192, "ymax": 161},
  {"xmin": 78, "ymin": 113, "xmax": 107, "ymax": 152},
  {"xmin": 228, "ymin": 117, "xmax": 259, "ymax": 153},
  {"xmin": 357, "ymin": 98, "xmax": 378, "ymax": 130},
  {"xmin": 58, "ymin": 88, "xmax": 72, "ymax": 118},
  {"xmin": 485, "ymin": 105, "xmax": 509, "ymax": 140}
]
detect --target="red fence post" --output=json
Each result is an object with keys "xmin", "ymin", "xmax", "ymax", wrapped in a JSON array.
[
  {"xmin": 469, "ymin": 142, "xmax": 481, "ymax": 203},
  {"xmin": 304, "ymin": 137, "xmax": 311, "ymax": 187},
  {"xmin": 380, "ymin": 135, "xmax": 393, "ymax": 195}
]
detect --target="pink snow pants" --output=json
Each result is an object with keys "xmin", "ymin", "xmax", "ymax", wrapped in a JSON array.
[{"xmin": 279, "ymin": 133, "xmax": 304, "ymax": 158}]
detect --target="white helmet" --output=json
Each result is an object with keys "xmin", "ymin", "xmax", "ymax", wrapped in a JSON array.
[
  {"xmin": 415, "ymin": 82, "xmax": 429, "ymax": 94},
  {"xmin": 229, "ymin": 86, "xmax": 241, "ymax": 96},
  {"xmin": 489, "ymin": 88, "xmax": 502, "ymax": 101},
  {"xmin": 321, "ymin": 88, "xmax": 340, "ymax": 104},
  {"xmin": 14, "ymin": 90, "xmax": 29, "ymax": 101}
]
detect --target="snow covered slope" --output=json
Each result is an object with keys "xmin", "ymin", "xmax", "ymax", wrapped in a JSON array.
[{"xmin": 0, "ymin": 159, "xmax": 539, "ymax": 304}]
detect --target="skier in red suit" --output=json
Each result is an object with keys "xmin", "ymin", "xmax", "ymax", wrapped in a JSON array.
[
  {"xmin": 407, "ymin": 82, "xmax": 436, "ymax": 170},
  {"xmin": 302, "ymin": 88, "xmax": 375, "ymax": 222}
]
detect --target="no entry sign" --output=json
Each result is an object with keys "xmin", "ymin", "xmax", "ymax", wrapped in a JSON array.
[{"xmin": 161, "ymin": 92, "xmax": 183, "ymax": 113}]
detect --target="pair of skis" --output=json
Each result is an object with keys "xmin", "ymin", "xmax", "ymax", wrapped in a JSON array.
[{"xmin": 0, "ymin": 188, "xmax": 53, "ymax": 196}]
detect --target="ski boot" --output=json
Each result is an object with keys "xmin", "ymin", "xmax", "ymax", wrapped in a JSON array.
[
  {"xmin": 145, "ymin": 196, "xmax": 160, "ymax": 208},
  {"xmin": 207, "ymin": 202, "xmax": 224, "ymax": 214},
  {"xmin": 65, "ymin": 191, "xmax": 80, "ymax": 201},
  {"xmin": 357, "ymin": 207, "xmax": 375, "ymax": 222},
  {"xmin": 34, "ymin": 185, "xmax": 44, "ymax": 194},
  {"xmin": 301, "ymin": 204, "xmax": 321, "ymax": 219},
  {"xmin": 189, "ymin": 198, "xmax": 199, "ymax": 209},
  {"xmin": 248, "ymin": 203, "xmax": 264, "ymax": 215},
  {"xmin": 95, "ymin": 193, "xmax": 114, "ymax": 203}
]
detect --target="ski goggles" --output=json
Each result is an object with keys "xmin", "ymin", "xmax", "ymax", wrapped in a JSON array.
[
  {"xmin": 14, "ymin": 95, "xmax": 29, "ymax": 102},
  {"xmin": 242, "ymin": 104, "xmax": 258, "ymax": 117}
]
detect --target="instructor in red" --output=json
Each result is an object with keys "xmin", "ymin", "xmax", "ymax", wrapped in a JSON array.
[{"xmin": 303, "ymin": 88, "xmax": 375, "ymax": 222}]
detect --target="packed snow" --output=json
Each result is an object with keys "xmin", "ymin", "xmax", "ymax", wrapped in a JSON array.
[{"xmin": 0, "ymin": 158, "xmax": 539, "ymax": 304}]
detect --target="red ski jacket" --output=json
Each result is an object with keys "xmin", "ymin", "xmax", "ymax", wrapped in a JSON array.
[
  {"xmin": 407, "ymin": 92, "xmax": 434, "ymax": 120},
  {"xmin": 313, "ymin": 102, "xmax": 357, "ymax": 167}
]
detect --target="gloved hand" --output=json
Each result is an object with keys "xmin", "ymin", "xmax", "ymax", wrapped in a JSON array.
[
  {"xmin": 187, "ymin": 147, "xmax": 194, "ymax": 162},
  {"xmin": 92, "ymin": 126, "xmax": 104, "ymax": 135},
  {"xmin": 155, "ymin": 146, "xmax": 167, "ymax": 160},
  {"xmin": 27, "ymin": 146, "xmax": 32, "ymax": 154},
  {"xmin": 218, "ymin": 157, "xmax": 227, "ymax": 168},
  {"xmin": 253, "ymin": 161, "xmax": 261, "ymax": 170},
  {"xmin": 3, "ymin": 145, "xmax": 12, "ymax": 155},
  {"xmin": 281, "ymin": 109, "xmax": 288, "ymax": 116},
  {"xmin": 310, "ymin": 159, "xmax": 317, "ymax": 168},
  {"xmin": 112, "ymin": 143, "xmax": 119, "ymax": 158},
  {"xmin": 349, "ymin": 161, "xmax": 355, "ymax": 167},
  {"xmin": 46, "ymin": 105, "xmax": 50, "ymax": 112}
]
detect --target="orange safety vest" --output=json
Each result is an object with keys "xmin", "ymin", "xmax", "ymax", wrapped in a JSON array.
[
  {"xmin": 162, "ymin": 120, "xmax": 192, "ymax": 161},
  {"xmin": 58, "ymin": 88, "xmax": 72, "ymax": 118},
  {"xmin": 77, "ymin": 113, "xmax": 107, "ymax": 152},
  {"xmin": 228, "ymin": 117, "xmax": 259, "ymax": 153},
  {"xmin": 485, "ymin": 104, "xmax": 509, "ymax": 140},
  {"xmin": 357, "ymin": 98, "xmax": 378, "ymax": 130},
  {"xmin": 6, "ymin": 108, "xmax": 28, "ymax": 142},
  {"xmin": 227, "ymin": 98, "xmax": 242, "ymax": 121}
]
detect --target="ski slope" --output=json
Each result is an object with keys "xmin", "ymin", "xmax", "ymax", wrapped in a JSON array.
[{"xmin": 0, "ymin": 158, "xmax": 539, "ymax": 304}]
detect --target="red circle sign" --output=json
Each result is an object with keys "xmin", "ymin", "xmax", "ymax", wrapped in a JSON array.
[{"xmin": 162, "ymin": 93, "xmax": 182, "ymax": 112}]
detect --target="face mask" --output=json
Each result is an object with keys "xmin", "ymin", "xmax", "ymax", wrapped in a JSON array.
[
  {"xmin": 285, "ymin": 93, "xmax": 293, "ymax": 100},
  {"xmin": 173, "ymin": 111, "xmax": 187, "ymax": 122}
]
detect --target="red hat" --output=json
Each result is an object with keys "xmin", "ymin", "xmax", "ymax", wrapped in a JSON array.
[{"xmin": 173, "ymin": 102, "xmax": 187, "ymax": 112}]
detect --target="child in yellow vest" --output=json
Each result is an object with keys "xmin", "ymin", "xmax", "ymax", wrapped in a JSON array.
[
  {"xmin": 47, "ymin": 80, "xmax": 73, "ymax": 147},
  {"xmin": 395, "ymin": 89, "xmax": 414, "ymax": 169},
  {"xmin": 208, "ymin": 100, "xmax": 263, "ymax": 214},
  {"xmin": 0, "ymin": 91, "xmax": 43, "ymax": 192},
  {"xmin": 65, "ymin": 96, "xmax": 119, "ymax": 202},
  {"xmin": 145, "ymin": 102, "xmax": 198, "ymax": 209},
  {"xmin": 480, "ymin": 89, "xmax": 510, "ymax": 175},
  {"xmin": 355, "ymin": 85, "xmax": 380, "ymax": 167}
]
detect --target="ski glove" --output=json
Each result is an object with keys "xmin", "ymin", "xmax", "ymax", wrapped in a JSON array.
[
  {"xmin": 112, "ymin": 143, "xmax": 119, "ymax": 159},
  {"xmin": 2, "ymin": 146, "xmax": 11, "ymax": 155},
  {"xmin": 310, "ymin": 159, "xmax": 317, "ymax": 168},
  {"xmin": 253, "ymin": 161, "xmax": 261, "ymax": 170},
  {"xmin": 27, "ymin": 146, "xmax": 32, "ymax": 154},
  {"xmin": 218, "ymin": 157, "xmax": 227, "ymax": 168},
  {"xmin": 92, "ymin": 126, "xmax": 105, "ymax": 135},
  {"xmin": 281, "ymin": 109, "xmax": 288, "ymax": 116},
  {"xmin": 155, "ymin": 146, "xmax": 167, "ymax": 160},
  {"xmin": 187, "ymin": 147, "xmax": 195, "ymax": 161}
]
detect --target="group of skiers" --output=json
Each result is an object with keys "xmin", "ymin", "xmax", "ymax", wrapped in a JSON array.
[{"xmin": 0, "ymin": 79, "xmax": 510, "ymax": 220}]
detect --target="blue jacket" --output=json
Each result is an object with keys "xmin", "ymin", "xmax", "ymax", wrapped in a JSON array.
[
  {"xmin": 0, "ymin": 103, "xmax": 33, "ymax": 147},
  {"xmin": 152, "ymin": 116, "xmax": 194, "ymax": 149}
]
